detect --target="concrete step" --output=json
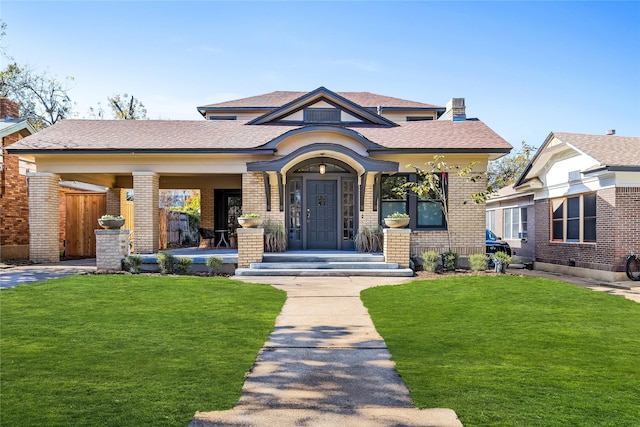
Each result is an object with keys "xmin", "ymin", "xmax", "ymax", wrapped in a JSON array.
[
  {"xmin": 234, "ymin": 268, "xmax": 415, "ymax": 277},
  {"xmin": 262, "ymin": 253, "xmax": 385, "ymax": 263},
  {"xmin": 249, "ymin": 261, "xmax": 399, "ymax": 270}
]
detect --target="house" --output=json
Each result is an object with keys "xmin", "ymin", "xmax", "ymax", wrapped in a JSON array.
[
  {"xmin": 0, "ymin": 98, "xmax": 36, "ymax": 260},
  {"xmin": 514, "ymin": 131, "xmax": 640, "ymax": 281},
  {"xmin": 7, "ymin": 87, "xmax": 511, "ymax": 265},
  {"xmin": 485, "ymin": 184, "xmax": 535, "ymax": 263}
]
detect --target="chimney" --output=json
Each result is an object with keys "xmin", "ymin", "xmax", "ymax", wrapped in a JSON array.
[
  {"xmin": 606, "ymin": 129, "xmax": 615, "ymax": 135},
  {"xmin": 0, "ymin": 98, "xmax": 20, "ymax": 119},
  {"xmin": 444, "ymin": 98, "xmax": 466, "ymax": 122}
]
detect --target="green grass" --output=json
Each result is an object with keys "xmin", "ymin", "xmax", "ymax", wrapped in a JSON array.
[
  {"xmin": 1, "ymin": 275, "xmax": 286, "ymax": 427},
  {"xmin": 361, "ymin": 276, "xmax": 640, "ymax": 427}
]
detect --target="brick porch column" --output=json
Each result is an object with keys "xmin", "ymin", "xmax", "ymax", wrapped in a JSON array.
[
  {"xmin": 383, "ymin": 228, "xmax": 411, "ymax": 268},
  {"xmin": 28, "ymin": 172, "xmax": 60, "ymax": 263},
  {"xmin": 106, "ymin": 188, "xmax": 122, "ymax": 215},
  {"xmin": 132, "ymin": 171, "xmax": 159, "ymax": 253},
  {"xmin": 200, "ymin": 189, "xmax": 214, "ymax": 228},
  {"xmin": 237, "ymin": 228, "xmax": 264, "ymax": 268}
]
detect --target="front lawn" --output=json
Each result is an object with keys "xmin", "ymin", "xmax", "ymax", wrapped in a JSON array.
[
  {"xmin": 1, "ymin": 275, "xmax": 286, "ymax": 427},
  {"xmin": 361, "ymin": 276, "xmax": 640, "ymax": 427}
]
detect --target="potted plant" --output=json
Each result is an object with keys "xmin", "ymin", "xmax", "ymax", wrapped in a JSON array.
[
  {"xmin": 238, "ymin": 213, "xmax": 263, "ymax": 228},
  {"xmin": 98, "ymin": 214, "xmax": 125, "ymax": 229},
  {"xmin": 384, "ymin": 212, "xmax": 410, "ymax": 228},
  {"xmin": 493, "ymin": 251, "xmax": 512, "ymax": 274},
  {"xmin": 228, "ymin": 231, "xmax": 237, "ymax": 248}
]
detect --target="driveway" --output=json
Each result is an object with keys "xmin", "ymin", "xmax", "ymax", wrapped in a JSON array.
[{"xmin": 0, "ymin": 259, "xmax": 96, "ymax": 289}]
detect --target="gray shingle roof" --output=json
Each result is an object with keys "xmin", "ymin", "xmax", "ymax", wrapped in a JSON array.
[
  {"xmin": 554, "ymin": 132, "xmax": 640, "ymax": 168},
  {"xmin": 199, "ymin": 91, "xmax": 443, "ymax": 109},
  {"xmin": 8, "ymin": 119, "xmax": 512, "ymax": 153}
]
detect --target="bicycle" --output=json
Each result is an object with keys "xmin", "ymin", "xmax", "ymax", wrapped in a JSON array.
[{"xmin": 626, "ymin": 251, "xmax": 640, "ymax": 281}]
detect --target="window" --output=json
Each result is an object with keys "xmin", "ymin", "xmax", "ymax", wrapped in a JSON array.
[
  {"xmin": 503, "ymin": 207, "xmax": 527, "ymax": 240},
  {"xmin": 208, "ymin": 116, "xmax": 237, "ymax": 120},
  {"xmin": 406, "ymin": 116, "xmax": 434, "ymax": 121},
  {"xmin": 380, "ymin": 173, "xmax": 446, "ymax": 229},
  {"xmin": 486, "ymin": 210, "xmax": 495, "ymax": 232},
  {"xmin": 550, "ymin": 193, "xmax": 596, "ymax": 243}
]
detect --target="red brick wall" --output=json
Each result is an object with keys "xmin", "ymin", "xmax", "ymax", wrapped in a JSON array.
[
  {"xmin": 1, "ymin": 132, "xmax": 30, "ymax": 249},
  {"xmin": 534, "ymin": 187, "xmax": 640, "ymax": 272}
]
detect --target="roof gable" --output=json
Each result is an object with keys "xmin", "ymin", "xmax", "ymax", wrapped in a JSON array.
[
  {"xmin": 246, "ymin": 87, "xmax": 398, "ymax": 127},
  {"xmin": 515, "ymin": 132, "xmax": 640, "ymax": 188}
]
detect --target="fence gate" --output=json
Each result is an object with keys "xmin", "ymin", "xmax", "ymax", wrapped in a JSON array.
[{"xmin": 64, "ymin": 193, "xmax": 106, "ymax": 257}]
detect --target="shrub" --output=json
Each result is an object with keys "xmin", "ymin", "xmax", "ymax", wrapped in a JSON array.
[
  {"xmin": 421, "ymin": 250, "xmax": 440, "ymax": 272},
  {"xmin": 493, "ymin": 251, "xmax": 512, "ymax": 266},
  {"xmin": 354, "ymin": 226, "xmax": 383, "ymax": 253},
  {"xmin": 386, "ymin": 212, "xmax": 409, "ymax": 218},
  {"xmin": 442, "ymin": 251, "xmax": 459, "ymax": 271},
  {"xmin": 124, "ymin": 255, "xmax": 142, "ymax": 274},
  {"xmin": 156, "ymin": 252, "xmax": 175, "ymax": 275},
  {"xmin": 206, "ymin": 255, "xmax": 223, "ymax": 276},
  {"xmin": 469, "ymin": 253, "xmax": 489, "ymax": 271},
  {"xmin": 176, "ymin": 257, "xmax": 193, "ymax": 275}
]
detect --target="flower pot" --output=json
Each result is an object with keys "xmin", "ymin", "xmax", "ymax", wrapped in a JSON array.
[
  {"xmin": 384, "ymin": 217, "xmax": 410, "ymax": 228},
  {"xmin": 238, "ymin": 217, "xmax": 263, "ymax": 228},
  {"xmin": 98, "ymin": 218, "xmax": 125, "ymax": 229}
]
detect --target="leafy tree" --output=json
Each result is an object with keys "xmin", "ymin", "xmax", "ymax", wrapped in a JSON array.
[
  {"xmin": 404, "ymin": 155, "xmax": 485, "ymax": 252},
  {"xmin": 0, "ymin": 22, "xmax": 74, "ymax": 130},
  {"xmin": 487, "ymin": 142, "xmax": 537, "ymax": 192},
  {"xmin": 108, "ymin": 93, "xmax": 147, "ymax": 120}
]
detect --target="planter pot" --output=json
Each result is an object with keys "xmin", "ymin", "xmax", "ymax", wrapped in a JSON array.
[
  {"xmin": 98, "ymin": 218, "xmax": 125, "ymax": 229},
  {"xmin": 384, "ymin": 217, "xmax": 410, "ymax": 228},
  {"xmin": 494, "ymin": 262, "xmax": 506, "ymax": 274},
  {"xmin": 238, "ymin": 217, "xmax": 263, "ymax": 228},
  {"xmin": 229, "ymin": 236, "xmax": 237, "ymax": 249}
]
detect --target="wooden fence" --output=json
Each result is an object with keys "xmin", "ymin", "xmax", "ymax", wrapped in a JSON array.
[{"xmin": 63, "ymin": 192, "xmax": 106, "ymax": 257}]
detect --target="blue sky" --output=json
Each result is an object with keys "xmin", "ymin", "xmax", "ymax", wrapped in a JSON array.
[{"xmin": 2, "ymin": 1, "xmax": 639, "ymax": 150}]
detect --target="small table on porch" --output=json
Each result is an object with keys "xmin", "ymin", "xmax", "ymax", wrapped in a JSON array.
[{"xmin": 215, "ymin": 229, "xmax": 229, "ymax": 249}]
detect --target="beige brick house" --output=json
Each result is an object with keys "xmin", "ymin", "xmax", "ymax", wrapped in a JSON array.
[{"xmin": 8, "ymin": 87, "xmax": 511, "ymax": 263}]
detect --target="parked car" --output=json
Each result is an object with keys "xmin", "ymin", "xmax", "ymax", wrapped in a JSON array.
[{"xmin": 486, "ymin": 229, "xmax": 511, "ymax": 256}]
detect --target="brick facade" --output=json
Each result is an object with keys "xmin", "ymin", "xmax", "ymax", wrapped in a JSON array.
[
  {"xmin": 132, "ymin": 171, "xmax": 159, "ymax": 253},
  {"xmin": 1, "ymin": 99, "xmax": 31, "ymax": 259},
  {"xmin": 535, "ymin": 187, "xmax": 640, "ymax": 273},
  {"xmin": 200, "ymin": 189, "xmax": 214, "ymax": 228},
  {"xmin": 28, "ymin": 172, "xmax": 60, "ymax": 263},
  {"xmin": 410, "ymin": 171, "xmax": 486, "ymax": 256},
  {"xmin": 106, "ymin": 188, "xmax": 122, "ymax": 215}
]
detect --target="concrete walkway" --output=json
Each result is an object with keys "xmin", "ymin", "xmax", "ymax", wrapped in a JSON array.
[{"xmin": 190, "ymin": 276, "xmax": 463, "ymax": 427}]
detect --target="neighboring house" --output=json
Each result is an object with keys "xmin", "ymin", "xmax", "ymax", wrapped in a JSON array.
[
  {"xmin": 0, "ymin": 98, "xmax": 36, "ymax": 260},
  {"xmin": 485, "ymin": 185, "xmax": 535, "ymax": 263},
  {"xmin": 515, "ymin": 131, "xmax": 640, "ymax": 281},
  {"xmin": 8, "ymin": 87, "xmax": 511, "ymax": 263}
]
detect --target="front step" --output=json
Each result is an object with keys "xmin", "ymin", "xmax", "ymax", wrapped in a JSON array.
[
  {"xmin": 235, "ymin": 267, "xmax": 414, "ymax": 277},
  {"xmin": 235, "ymin": 252, "xmax": 414, "ymax": 277}
]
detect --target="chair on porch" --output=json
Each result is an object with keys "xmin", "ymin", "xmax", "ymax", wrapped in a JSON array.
[{"xmin": 198, "ymin": 227, "xmax": 216, "ymax": 248}]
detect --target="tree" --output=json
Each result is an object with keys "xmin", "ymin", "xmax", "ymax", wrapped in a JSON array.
[
  {"xmin": 487, "ymin": 142, "xmax": 537, "ymax": 192},
  {"xmin": 1, "ymin": 22, "xmax": 74, "ymax": 130},
  {"xmin": 404, "ymin": 155, "xmax": 485, "ymax": 252},
  {"xmin": 108, "ymin": 94, "xmax": 147, "ymax": 120}
]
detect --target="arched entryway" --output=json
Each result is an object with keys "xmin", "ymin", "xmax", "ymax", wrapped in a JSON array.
[{"xmin": 286, "ymin": 158, "xmax": 357, "ymax": 250}]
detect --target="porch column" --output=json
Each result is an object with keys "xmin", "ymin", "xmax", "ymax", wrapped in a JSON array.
[
  {"xmin": 383, "ymin": 228, "xmax": 411, "ymax": 268},
  {"xmin": 242, "ymin": 173, "xmax": 267, "ymax": 217},
  {"xmin": 132, "ymin": 171, "xmax": 159, "ymax": 253},
  {"xmin": 237, "ymin": 228, "xmax": 264, "ymax": 268},
  {"xmin": 200, "ymin": 189, "xmax": 214, "ymax": 228},
  {"xmin": 95, "ymin": 229, "xmax": 129, "ymax": 272},
  {"xmin": 28, "ymin": 172, "xmax": 60, "ymax": 263},
  {"xmin": 106, "ymin": 188, "xmax": 122, "ymax": 215}
]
